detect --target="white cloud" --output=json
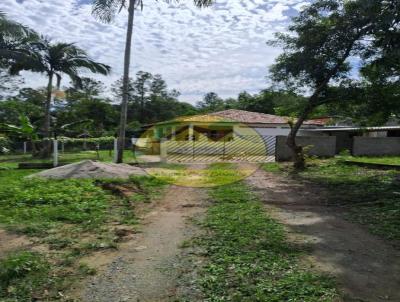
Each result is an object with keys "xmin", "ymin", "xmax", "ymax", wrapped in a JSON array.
[{"xmin": 0, "ymin": 0, "xmax": 308, "ymax": 104}]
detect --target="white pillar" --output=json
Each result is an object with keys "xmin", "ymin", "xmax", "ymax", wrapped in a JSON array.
[
  {"xmin": 171, "ymin": 126, "xmax": 176, "ymax": 141},
  {"xmin": 23, "ymin": 142, "xmax": 27, "ymax": 154},
  {"xmin": 188, "ymin": 124, "xmax": 194, "ymax": 141},
  {"xmin": 160, "ymin": 138, "xmax": 167, "ymax": 163},
  {"xmin": 113, "ymin": 138, "xmax": 118, "ymax": 163},
  {"xmin": 53, "ymin": 140, "xmax": 58, "ymax": 167}
]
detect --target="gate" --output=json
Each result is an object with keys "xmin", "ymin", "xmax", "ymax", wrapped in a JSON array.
[{"xmin": 165, "ymin": 135, "xmax": 276, "ymax": 163}]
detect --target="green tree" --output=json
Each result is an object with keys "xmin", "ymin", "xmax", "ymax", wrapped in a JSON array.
[
  {"xmin": 269, "ymin": 0, "xmax": 396, "ymax": 168},
  {"xmin": 9, "ymin": 40, "xmax": 111, "ymax": 156},
  {"xmin": 197, "ymin": 92, "xmax": 225, "ymax": 113},
  {"xmin": 0, "ymin": 12, "xmax": 37, "ymax": 98},
  {"xmin": 65, "ymin": 77, "xmax": 106, "ymax": 101},
  {"xmin": 0, "ymin": 114, "xmax": 39, "ymax": 154},
  {"xmin": 0, "ymin": 12, "xmax": 38, "ymax": 69},
  {"xmin": 92, "ymin": 0, "xmax": 214, "ymax": 163},
  {"xmin": 0, "ymin": 88, "xmax": 45, "ymax": 126},
  {"xmin": 133, "ymin": 71, "xmax": 153, "ymax": 118}
]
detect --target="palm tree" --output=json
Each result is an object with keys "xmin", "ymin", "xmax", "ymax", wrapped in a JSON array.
[
  {"xmin": 92, "ymin": 0, "xmax": 214, "ymax": 163},
  {"xmin": 9, "ymin": 40, "xmax": 111, "ymax": 156},
  {"xmin": 0, "ymin": 12, "xmax": 38, "ymax": 69}
]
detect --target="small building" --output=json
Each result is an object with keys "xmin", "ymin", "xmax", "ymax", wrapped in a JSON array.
[
  {"xmin": 135, "ymin": 110, "xmax": 330, "ymax": 162},
  {"xmin": 140, "ymin": 109, "xmax": 329, "ymax": 142}
]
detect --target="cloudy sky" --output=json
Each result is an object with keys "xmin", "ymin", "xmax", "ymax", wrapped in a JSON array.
[{"xmin": 1, "ymin": 0, "xmax": 309, "ymax": 104}]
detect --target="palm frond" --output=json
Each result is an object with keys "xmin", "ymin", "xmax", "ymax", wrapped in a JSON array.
[
  {"xmin": 92, "ymin": 0, "xmax": 125, "ymax": 23},
  {"xmin": 0, "ymin": 12, "xmax": 38, "ymax": 41},
  {"xmin": 161, "ymin": 0, "xmax": 214, "ymax": 8},
  {"xmin": 192, "ymin": 0, "xmax": 214, "ymax": 8}
]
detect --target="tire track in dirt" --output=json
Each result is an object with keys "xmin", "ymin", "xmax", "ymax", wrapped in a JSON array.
[
  {"xmin": 83, "ymin": 184, "xmax": 208, "ymax": 302},
  {"xmin": 246, "ymin": 169, "xmax": 400, "ymax": 302}
]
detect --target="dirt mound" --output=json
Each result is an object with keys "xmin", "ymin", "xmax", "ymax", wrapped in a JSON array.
[{"xmin": 29, "ymin": 160, "xmax": 147, "ymax": 179}]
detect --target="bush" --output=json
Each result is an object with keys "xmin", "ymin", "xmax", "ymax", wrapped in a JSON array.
[{"xmin": 0, "ymin": 136, "xmax": 10, "ymax": 154}]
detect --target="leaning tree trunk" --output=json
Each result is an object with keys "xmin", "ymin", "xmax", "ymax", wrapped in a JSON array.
[
  {"xmin": 117, "ymin": 0, "xmax": 135, "ymax": 163},
  {"xmin": 286, "ymin": 104, "xmax": 315, "ymax": 169},
  {"xmin": 41, "ymin": 71, "xmax": 54, "ymax": 158}
]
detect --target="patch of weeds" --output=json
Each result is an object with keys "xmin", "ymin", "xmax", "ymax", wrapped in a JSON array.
[
  {"xmin": 77, "ymin": 263, "xmax": 97, "ymax": 276},
  {"xmin": 182, "ymin": 165, "xmax": 339, "ymax": 301},
  {"xmin": 0, "ymin": 167, "xmax": 169, "ymax": 300},
  {"xmin": 43, "ymin": 236, "xmax": 76, "ymax": 250},
  {"xmin": 79, "ymin": 240, "xmax": 118, "ymax": 253},
  {"xmin": 156, "ymin": 162, "xmax": 186, "ymax": 170},
  {"xmin": 0, "ymin": 251, "xmax": 51, "ymax": 301},
  {"xmin": 0, "ymin": 176, "xmax": 109, "ymax": 236},
  {"xmin": 99, "ymin": 175, "xmax": 167, "ymax": 203},
  {"xmin": 263, "ymin": 162, "xmax": 283, "ymax": 173}
]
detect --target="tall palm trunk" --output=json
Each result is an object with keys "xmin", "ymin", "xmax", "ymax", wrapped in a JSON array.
[
  {"xmin": 42, "ymin": 71, "xmax": 53, "ymax": 157},
  {"xmin": 117, "ymin": 0, "xmax": 135, "ymax": 163}
]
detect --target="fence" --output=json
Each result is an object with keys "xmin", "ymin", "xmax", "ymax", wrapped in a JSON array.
[
  {"xmin": 0, "ymin": 138, "xmax": 136, "ymax": 167},
  {"xmin": 352, "ymin": 137, "xmax": 400, "ymax": 156},
  {"xmin": 162, "ymin": 135, "xmax": 276, "ymax": 163}
]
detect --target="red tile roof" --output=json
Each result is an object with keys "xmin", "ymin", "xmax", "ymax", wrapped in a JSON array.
[
  {"xmin": 151, "ymin": 109, "xmax": 330, "ymax": 126},
  {"xmin": 210, "ymin": 110, "xmax": 329, "ymax": 126}
]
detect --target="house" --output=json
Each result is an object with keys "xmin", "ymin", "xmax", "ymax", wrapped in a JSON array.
[
  {"xmin": 135, "ymin": 110, "xmax": 330, "ymax": 162},
  {"xmin": 140, "ymin": 109, "xmax": 329, "ymax": 142},
  {"xmin": 136, "ymin": 109, "xmax": 400, "ymax": 161}
]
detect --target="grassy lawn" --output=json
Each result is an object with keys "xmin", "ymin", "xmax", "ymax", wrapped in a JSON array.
[
  {"xmin": 0, "ymin": 163, "xmax": 166, "ymax": 301},
  {"xmin": 147, "ymin": 162, "xmax": 254, "ymax": 187},
  {"xmin": 264, "ymin": 158, "xmax": 400, "ymax": 243},
  {"xmin": 346, "ymin": 156, "xmax": 400, "ymax": 166},
  {"xmin": 181, "ymin": 164, "xmax": 338, "ymax": 301}
]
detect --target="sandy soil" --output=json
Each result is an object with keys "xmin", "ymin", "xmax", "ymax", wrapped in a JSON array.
[
  {"xmin": 246, "ymin": 169, "xmax": 400, "ymax": 302},
  {"xmin": 29, "ymin": 160, "xmax": 147, "ymax": 179},
  {"xmin": 0, "ymin": 229, "xmax": 32, "ymax": 258},
  {"xmin": 82, "ymin": 184, "xmax": 208, "ymax": 302}
]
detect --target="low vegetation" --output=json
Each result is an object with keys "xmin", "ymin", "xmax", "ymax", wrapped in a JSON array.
[
  {"xmin": 181, "ymin": 164, "xmax": 338, "ymax": 301},
  {"xmin": 147, "ymin": 162, "xmax": 252, "ymax": 187},
  {"xmin": 264, "ymin": 158, "xmax": 400, "ymax": 244},
  {"xmin": 346, "ymin": 156, "xmax": 400, "ymax": 166},
  {"xmin": 0, "ymin": 163, "xmax": 166, "ymax": 301}
]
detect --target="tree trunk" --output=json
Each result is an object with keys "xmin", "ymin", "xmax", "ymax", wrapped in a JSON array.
[
  {"xmin": 117, "ymin": 0, "xmax": 135, "ymax": 163},
  {"xmin": 286, "ymin": 104, "xmax": 315, "ymax": 169},
  {"xmin": 41, "ymin": 72, "xmax": 53, "ymax": 158}
]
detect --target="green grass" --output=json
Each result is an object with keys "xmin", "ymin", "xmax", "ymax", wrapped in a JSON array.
[
  {"xmin": 0, "ymin": 251, "xmax": 51, "ymax": 301},
  {"xmin": 348, "ymin": 156, "xmax": 400, "ymax": 166},
  {"xmin": 0, "ymin": 164, "xmax": 167, "ymax": 300},
  {"xmin": 263, "ymin": 158, "xmax": 400, "ymax": 243},
  {"xmin": 184, "ymin": 164, "xmax": 338, "ymax": 301},
  {"xmin": 263, "ymin": 162, "xmax": 283, "ymax": 173}
]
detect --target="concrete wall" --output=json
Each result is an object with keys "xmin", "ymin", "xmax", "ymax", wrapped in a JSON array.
[
  {"xmin": 254, "ymin": 127, "xmax": 326, "ymax": 137},
  {"xmin": 353, "ymin": 137, "xmax": 400, "ymax": 156},
  {"xmin": 276, "ymin": 136, "xmax": 336, "ymax": 162}
]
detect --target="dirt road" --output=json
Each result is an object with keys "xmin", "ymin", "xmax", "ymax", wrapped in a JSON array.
[
  {"xmin": 247, "ymin": 169, "xmax": 400, "ymax": 302},
  {"xmin": 83, "ymin": 185, "xmax": 207, "ymax": 302}
]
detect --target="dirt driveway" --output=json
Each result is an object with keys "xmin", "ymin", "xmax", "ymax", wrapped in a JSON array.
[
  {"xmin": 246, "ymin": 169, "xmax": 400, "ymax": 302},
  {"xmin": 82, "ymin": 184, "xmax": 207, "ymax": 302}
]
